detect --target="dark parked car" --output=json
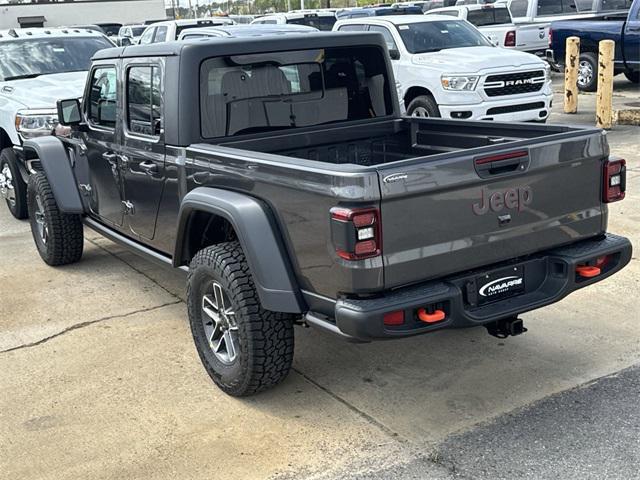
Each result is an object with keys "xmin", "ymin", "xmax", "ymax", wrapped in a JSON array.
[
  {"xmin": 23, "ymin": 32, "xmax": 631, "ymax": 396},
  {"xmin": 547, "ymin": 0, "xmax": 639, "ymax": 90}
]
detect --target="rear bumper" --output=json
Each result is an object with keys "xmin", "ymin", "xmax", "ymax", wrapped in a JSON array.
[
  {"xmin": 306, "ymin": 233, "xmax": 632, "ymax": 342},
  {"xmin": 545, "ymin": 49, "xmax": 563, "ymax": 71}
]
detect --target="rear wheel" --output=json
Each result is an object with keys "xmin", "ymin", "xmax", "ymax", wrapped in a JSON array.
[
  {"xmin": 577, "ymin": 52, "xmax": 598, "ymax": 92},
  {"xmin": 27, "ymin": 173, "xmax": 83, "ymax": 266},
  {"xmin": 624, "ymin": 70, "xmax": 640, "ymax": 84},
  {"xmin": 406, "ymin": 95, "xmax": 441, "ymax": 118},
  {"xmin": 187, "ymin": 241, "xmax": 295, "ymax": 396},
  {"xmin": 0, "ymin": 148, "xmax": 28, "ymax": 219}
]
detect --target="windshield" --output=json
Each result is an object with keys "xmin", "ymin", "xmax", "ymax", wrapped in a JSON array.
[
  {"xmin": 397, "ymin": 19, "xmax": 492, "ymax": 53},
  {"xmin": 467, "ymin": 7, "xmax": 512, "ymax": 25},
  {"xmin": 131, "ymin": 27, "xmax": 146, "ymax": 36},
  {"xmin": 0, "ymin": 37, "xmax": 112, "ymax": 81},
  {"xmin": 288, "ymin": 16, "xmax": 336, "ymax": 30},
  {"xmin": 200, "ymin": 46, "xmax": 393, "ymax": 138}
]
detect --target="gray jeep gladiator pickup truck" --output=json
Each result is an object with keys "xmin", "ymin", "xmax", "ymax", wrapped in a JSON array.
[{"xmin": 24, "ymin": 33, "xmax": 631, "ymax": 396}]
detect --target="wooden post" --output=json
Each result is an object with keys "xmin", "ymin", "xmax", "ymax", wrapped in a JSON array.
[
  {"xmin": 596, "ymin": 39, "xmax": 615, "ymax": 129},
  {"xmin": 564, "ymin": 36, "xmax": 580, "ymax": 114}
]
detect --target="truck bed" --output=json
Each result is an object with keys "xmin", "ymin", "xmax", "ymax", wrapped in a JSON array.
[
  {"xmin": 220, "ymin": 118, "xmax": 585, "ymax": 167},
  {"xmin": 205, "ymin": 117, "xmax": 606, "ymax": 296}
]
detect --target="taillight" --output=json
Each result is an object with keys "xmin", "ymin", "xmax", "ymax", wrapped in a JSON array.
[
  {"xmin": 603, "ymin": 158, "xmax": 626, "ymax": 203},
  {"xmin": 505, "ymin": 30, "xmax": 516, "ymax": 47},
  {"xmin": 548, "ymin": 29, "xmax": 552, "ymax": 47},
  {"xmin": 330, "ymin": 206, "xmax": 381, "ymax": 260}
]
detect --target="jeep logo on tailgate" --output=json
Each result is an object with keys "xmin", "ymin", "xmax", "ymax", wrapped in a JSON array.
[{"xmin": 472, "ymin": 186, "xmax": 533, "ymax": 215}]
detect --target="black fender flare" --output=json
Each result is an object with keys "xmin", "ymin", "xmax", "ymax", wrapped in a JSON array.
[
  {"xmin": 23, "ymin": 137, "xmax": 84, "ymax": 214},
  {"xmin": 174, "ymin": 187, "xmax": 304, "ymax": 314}
]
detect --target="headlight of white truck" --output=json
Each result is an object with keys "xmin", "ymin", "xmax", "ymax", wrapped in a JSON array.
[
  {"xmin": 15, "ymin": 110, "xmax": 58, "ymax": 139},
  {"xmin": 544, "ymin": 63, "xmax": 552, "ymax": 80},
  {"xmin": 441, "ymin": 75, "xmax": 479, "ymax": 91}
]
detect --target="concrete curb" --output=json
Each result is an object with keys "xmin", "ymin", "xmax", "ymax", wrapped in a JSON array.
[{"xmin": 614, "ymin": 109, "xmax": 640, "ymax": 126}]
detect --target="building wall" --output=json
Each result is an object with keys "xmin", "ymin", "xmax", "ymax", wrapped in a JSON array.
[{"xmin": 0, "ymin": 0, "xmax": 167, "ymax": 29}]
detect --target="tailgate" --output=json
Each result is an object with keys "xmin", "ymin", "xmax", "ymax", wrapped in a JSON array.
[
  {"xmin": 515, "ymin": 23, "xmax": 549, "ymax": 52},
  {"xmin": 377, "ymin": 136, "xmax": 606, "ymax": 289}
]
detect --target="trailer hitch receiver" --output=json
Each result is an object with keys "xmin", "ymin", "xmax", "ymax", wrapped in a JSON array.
[{"xmin": 485, "ymin": 317, "xmax": 527, "ymax": 339}]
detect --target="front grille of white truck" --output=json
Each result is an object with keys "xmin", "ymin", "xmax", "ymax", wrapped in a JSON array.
[{"xmin": 484, "ymin": 70, "xmax": 546, "ymax": 97}]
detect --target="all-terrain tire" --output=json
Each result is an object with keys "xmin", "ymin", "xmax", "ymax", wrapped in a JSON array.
[
  {"xmin": 187, "ymin": 241, "xmax": 295, "ymax": 397},
  {"xmin": 0, "ymin": 148, "xmax": 28, "ymax": 219},
  {"xmin": 406, "ymin": 94, "xmax": 441, "ymax": 118},
  {"xmin": 624, "ymin": 70, "xmax": 640, "ymax": 84},
  {"xmin": 27, "ymin": 173, "xmax": 83, "ymax": 266}
]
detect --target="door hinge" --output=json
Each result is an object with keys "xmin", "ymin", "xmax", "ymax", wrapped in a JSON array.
[{"xmin": 122, "ymin": 200, "xmax": 135, "ymax": 215}]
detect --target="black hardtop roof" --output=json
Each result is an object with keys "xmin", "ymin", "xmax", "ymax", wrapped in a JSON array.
[{"xmin": 92, "ymin": 31, "xmax": 387, "ymax": 60}]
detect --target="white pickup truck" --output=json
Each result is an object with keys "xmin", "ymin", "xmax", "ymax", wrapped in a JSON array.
[
  {"xmin": 496, "ymin": 0, "xmax": 594, "ymax": 54},
  {"xmin": 0, "ymin": 28, "xmax": 112, "ymax": 219},
  {"xmin": 427, "ymin": 3, "xmax": 555, "ymax": 54},
  {"xmin": 333, "ymin": 15, "xmax": 552, "ymax": 121}
]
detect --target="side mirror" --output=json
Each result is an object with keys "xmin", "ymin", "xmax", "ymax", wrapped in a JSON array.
[
  {"xmin": 56, "ymin": 98, "xmax": 82, "ymax": 126},
  {"xmin": 389, "ymin": 48, "xmax": 401, "ymax": 60},
  {"xmin": 121, "ymin": 37, "xmax": 132, "ymax": 46}
]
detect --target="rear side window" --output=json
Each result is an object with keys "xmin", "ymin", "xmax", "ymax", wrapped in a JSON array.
[
  {"xmin": 426, "ymin": 9, "xmax": 460, "ymax": 16},
  {"xmin": 337, "ymin": 24, "xmax": 367, "ymax": 31},
  {"xmin": 601, "ymin": 0, "xmax": 632, "ymax": 10},
  {"xmin": 288, "ymin": 15, "xmax": 337, "ymax": 30},
  {"xmin": 127, "ymin": 66, "xmax": 162, "ymax": 137},
  {"xmin": 467, "ymin": 7, "xmax": 512, "ymax": 25},
  {"xmin": 537, "ymin": 0, "xmax": 578, "ymax": 15},
  {"xmin": 200, "ymin": 46, "xmax": 394, "ymax": 138},
  {"xmin": 88, "ymin": 66, "xmax": 117, "ymax": 129},
  {"xmin": 509, "ymin": 0, "xmax": 529, "ymax": 16}
]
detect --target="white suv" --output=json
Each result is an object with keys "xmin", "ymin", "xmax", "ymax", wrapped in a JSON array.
[
  {"xmin": 333, "ymin": 15, "xmax": 552, "ymax": 122},
  {"xmin": 0, "ymin": 28, "xmax": 113, "ymax": 219}
]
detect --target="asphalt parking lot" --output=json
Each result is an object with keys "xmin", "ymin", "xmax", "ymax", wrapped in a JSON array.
[{"xmin": 1, "ymin": 74, "xmax": 638, "ymax": 480}]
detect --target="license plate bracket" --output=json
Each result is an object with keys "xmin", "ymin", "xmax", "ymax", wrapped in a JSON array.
[{"xmin": 476, "ymin": 265, "xmax": 525, "ymax": 305}]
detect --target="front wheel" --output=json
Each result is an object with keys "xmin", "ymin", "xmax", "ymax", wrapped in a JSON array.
[
  {"xmin": 406, "ymin": 95, "xmax": 441, "ymax": 118},
  {"xmin": 187, "ymin": 241, "xmax": 295, "ymax": 397},
  {"xmin": 577, "ymin": 52, "xmax": 598, "ymax": 92},
  {"xmin": 0, "ymin": 148, "xmax": 28, "ymax": 219},
  {"xmin": 27, "ymin": 173, "xmax": 84, "ymax": 266}
]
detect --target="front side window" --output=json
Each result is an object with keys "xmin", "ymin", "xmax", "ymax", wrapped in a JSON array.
[
  {"xmin": 369, "ymin": 25, "xmax": 399, "ymax": 51},
  {"xmin": 139, "ymin": 27, "xmax": 155, "ymax": 44},
  {"xmin": 200, "ymin": 46, "xmax": 393, "ymax": 138},
  {"xmin": 397, "ymin": 19, "xmax": 492, "ymax": 54},
  {"xmin": 153, "ymin": 26, "xmax": 168, "ymax": 43},
  {"xmin": 127, "ymin": 66, "xmax": 162, "ymax": 137},
  {"xmin": 88, "ymin": 66, "xmax": 117, "ymax": 129},
  {"xmin": 0, "ymin": 37, "xmax": 113, "ymax": 81}
]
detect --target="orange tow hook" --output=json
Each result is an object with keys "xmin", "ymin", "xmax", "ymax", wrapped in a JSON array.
[
  {"xmin": 417, "ymin": 308, "xmax": 446, "ymax": 324},
  {"xmin": 576, "ymin": 265, "xmax": 601, "ymax": 278}
]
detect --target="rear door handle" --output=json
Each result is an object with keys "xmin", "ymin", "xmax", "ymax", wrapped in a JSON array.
[{"xmin": 139, "ymin": 161, "xmax": 158, "ymax": 175}]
